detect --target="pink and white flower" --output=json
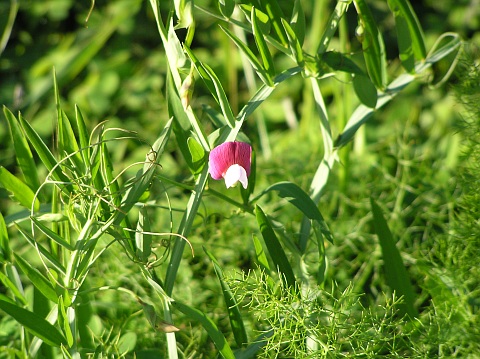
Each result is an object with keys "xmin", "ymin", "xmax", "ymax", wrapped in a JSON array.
[{"xmin": 208, "ymin": 141, "xmax": 252, "ymax": 189}]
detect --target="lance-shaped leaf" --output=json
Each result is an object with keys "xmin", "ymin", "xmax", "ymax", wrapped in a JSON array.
[
  {"xmin": 281, "ymin": 18, "xmax": 304, "ymax": 67},
  {"xmin": 3, "ymin": 106, "xmax": 41, "ymax": 193},
  {"xmin": 387, "ymin": 0, "xmax": 426, "ymax": 65},
  {"xmin": 204, "ymin": 247, "xmax": 248, "ymax": 348},
  {"xmin": 0, "ymin": 166, "xmax": 40, "ymax": 211},
  {"xmin": 353, "ymin": 0, "xmax": 388, "ymax": 90},
  {"xmin": 17, "ymin": 113, "xmax": 73, "ymax": 193},
  {"xmin": 184, "ymin": 46, "xmax": 236, "ymax": 127},
  {"xmin": 252, "ymin": 7, "xmax": 276, "ymax": 82},
  {"xmin": 255, "ymin": 205, "xmax": 297, "ymax": 292},
  {"xmin": 171, "ymin": 300, "xmax": 235, "ymax": 359},
  {"xmin": 14, "ymin": 253, "xmax": 58, "ymax": 304},
  {"xmin": 370, "ymin": 198, "xmax": 418, "ymax": 318},
  {"xmin": 0, "ymin": 212, "xmax": 11, "ymax": 263},
  {"xmin": 0, "ymin": 297, "xmax": 67, "ymax": 347},
  {"xmin": 291, "ymin": 0, "xmax": 305, "ymax": 45},
  {"xmin": 219, "ymin": 25, "xmax": 272, "ymax": 86}
]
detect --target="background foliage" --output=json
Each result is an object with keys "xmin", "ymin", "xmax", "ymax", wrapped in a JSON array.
[{"xmin": 0, "ymin": 0, "xmax": 479, "ymax": 358}]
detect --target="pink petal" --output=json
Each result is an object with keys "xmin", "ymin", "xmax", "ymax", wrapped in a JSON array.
[
  {"xmin": 208, "ymin": 141, "xmax": 252, "ymax": 180},
  {"xmin": 234, "ymin": 141, "xmax": 252, "ymax": 176}
]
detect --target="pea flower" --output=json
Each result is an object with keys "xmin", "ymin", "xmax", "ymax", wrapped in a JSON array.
[{"xmin": 208, "ymin": 141, "xmax": 252, "ymax": 189}]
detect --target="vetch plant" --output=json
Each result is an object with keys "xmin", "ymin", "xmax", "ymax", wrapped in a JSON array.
[{"xmin": 0, "ymin": 0, "xmax": 475, "ymax": 358}]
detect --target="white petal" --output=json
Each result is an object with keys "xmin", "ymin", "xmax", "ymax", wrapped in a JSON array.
[{"xmin": 224, "ymin": 164, "xmax": 248, "ymax": 189}]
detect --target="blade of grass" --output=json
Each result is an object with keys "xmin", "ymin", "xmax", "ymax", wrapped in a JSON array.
[
  {"xmin": 255, "ymin": 205, "xmax": 297, "ymax": 292},
  {"xmin": 204, "ymin": 247, "xmax": 248, "ymax": 348},
  {"xmin": 370, "ymin": 197, "xmax": 417, "ymax": 318},
  {"xmin": 171, "ymin": 300, "xmax": 235, "ymax": 359}
]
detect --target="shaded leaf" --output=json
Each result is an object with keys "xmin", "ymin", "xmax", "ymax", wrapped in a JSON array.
[
  {"xmin": 353, "ymin": 0, "xmax": 388, "ymax": 89},
  {"xmin": 0, "ymin": 297, "xmax": 67, "ymax": 347},
  {"xmin": 204, "ymin": 247, "xmax": 248, "ymax": 348},
  {"xmin": 14, "ymin": 253, "xmax": 58, "ymax": 304},
  {"xmin": 255, "ymin": 205, "xmax": 297, "ymax": 292},
  {"xmin": 172, "ymin": 300, "xmax": 235, "ymax": 359},
  {"xmin": 353, "ymin": 73, "xmax": 378, "ymax": 108},
  {"xmin": 370, "ymin": 197, "xmax": 418, "ymax": 318}
]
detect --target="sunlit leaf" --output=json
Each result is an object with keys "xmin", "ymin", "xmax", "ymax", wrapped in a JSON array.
[{"xmin": 0, "ymin": 166, "xmax": 40, "ymax": 211}]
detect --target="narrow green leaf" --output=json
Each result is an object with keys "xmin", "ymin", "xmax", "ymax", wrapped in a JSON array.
[
  {"xmin": 387, "ymin": 0, "xmax": 426, "ymax": 62},
  {"xmin": 218, "ymin": 0, "xmax": 235, "ymax": 18},
  {"xmin": 15, "ymin": 224, "xmax": 66, "ymax": 276},
  {"xmin": 184, "ymin": 46, "xmax": 236, "ymax": 127},
  {"xmin": 353, "ymin": 0, "xmax": 388, "ymax": 89},
  {"xmin": 258, "ymin": 181, "xmax": 333, "ymax": 246},
  {"xmin": 204, "ymin": 247, "xmax": 248, "ymax": 348},
  {"xmin": 167, "ymin": 72, "xmax": 196, "ymax": 172},
  {"xmin": 255, "ymin": 205, "xmax": 297, "ymax": 291},
  {"xmin": 353, "ymin": 73, "xmax": 378, "ymax": 108},
  {"xmin": 171, "ymin": 300, "xmax": 235, "ymax": 359},
  {"xmin": 388, "ymin": 3, "xmax": 415, "ymax": 72},
  {"xmin": 187, "ymin": 137, "xmax": 206, "ymax": 174},
  {"xmin": 261, "ymin": 0, "xmax": 288, "ymax": 46},
  {"xmin": 75, "ymin": 105, "xmax": 91, "ymax": 166},
  {"xmin": 252, "ymin": 234, "xmax": 271, "ymax": 274},
  {"xmin": 58, "ymin": 296, "xmax": 74, "ymax": 347},
  {"xmin": 291, "ymin": 0, "xmax": 305, "ymax": 45},
  {"xmin": 0, "ymin": 297, "xmax": 67, "ymax": 347},
  {"xmin": 370, "ymin": 198, "xmax": 417, "ymax": 318},
  {"xmin": 0, "ymin": 166, "xmax": 40, "ymax": 211},
  {"xmin": 17, "ymin": 113, "xmax": 73, "ymax": 193},
  {"xmin": 239, "ymin": 5, "xmax": 271, "ymax": 35},
  {"xmin": 101, "ymin": 140, "xmax": 120, "ymax": 209},
  {"xmin": 0, "ymin": 270, "xmax": 27, "ymax": 305},
  {"xmin": 219, "ymin": 26, "xmax": 271, "ymax": 87},
  {"xmin": 13, "ymin": 253, "xmax": 58, "ymax": 304},
  {"xmin": 135, "ymin": 206, "xmax": 152, "ymax": 262},
  {"xmin": 3, "ymin": 106, "xmax": 41, "ymax": 193},
  {"xmin": 0, "ymin": 212, "xmax": 11, "ymax": 263},
  {"xmin": 281, "ymin": 18, "xmax": 304, "ymax": 66},
  {"xmin": 54, "ymin": 71, "xmax": 84, "ymax": 174},
  {"xmin": 31, "ymin": 217, "xmax": 74, "ymax": 251},
  {"xmin": 252, "ymin": 7, "xmax": 276, "ymax": 82}
]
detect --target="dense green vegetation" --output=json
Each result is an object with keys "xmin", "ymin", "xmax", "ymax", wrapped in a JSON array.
[{"xmin": 0, "ymin": 0, "xmax": 479, "ymax": 358}]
